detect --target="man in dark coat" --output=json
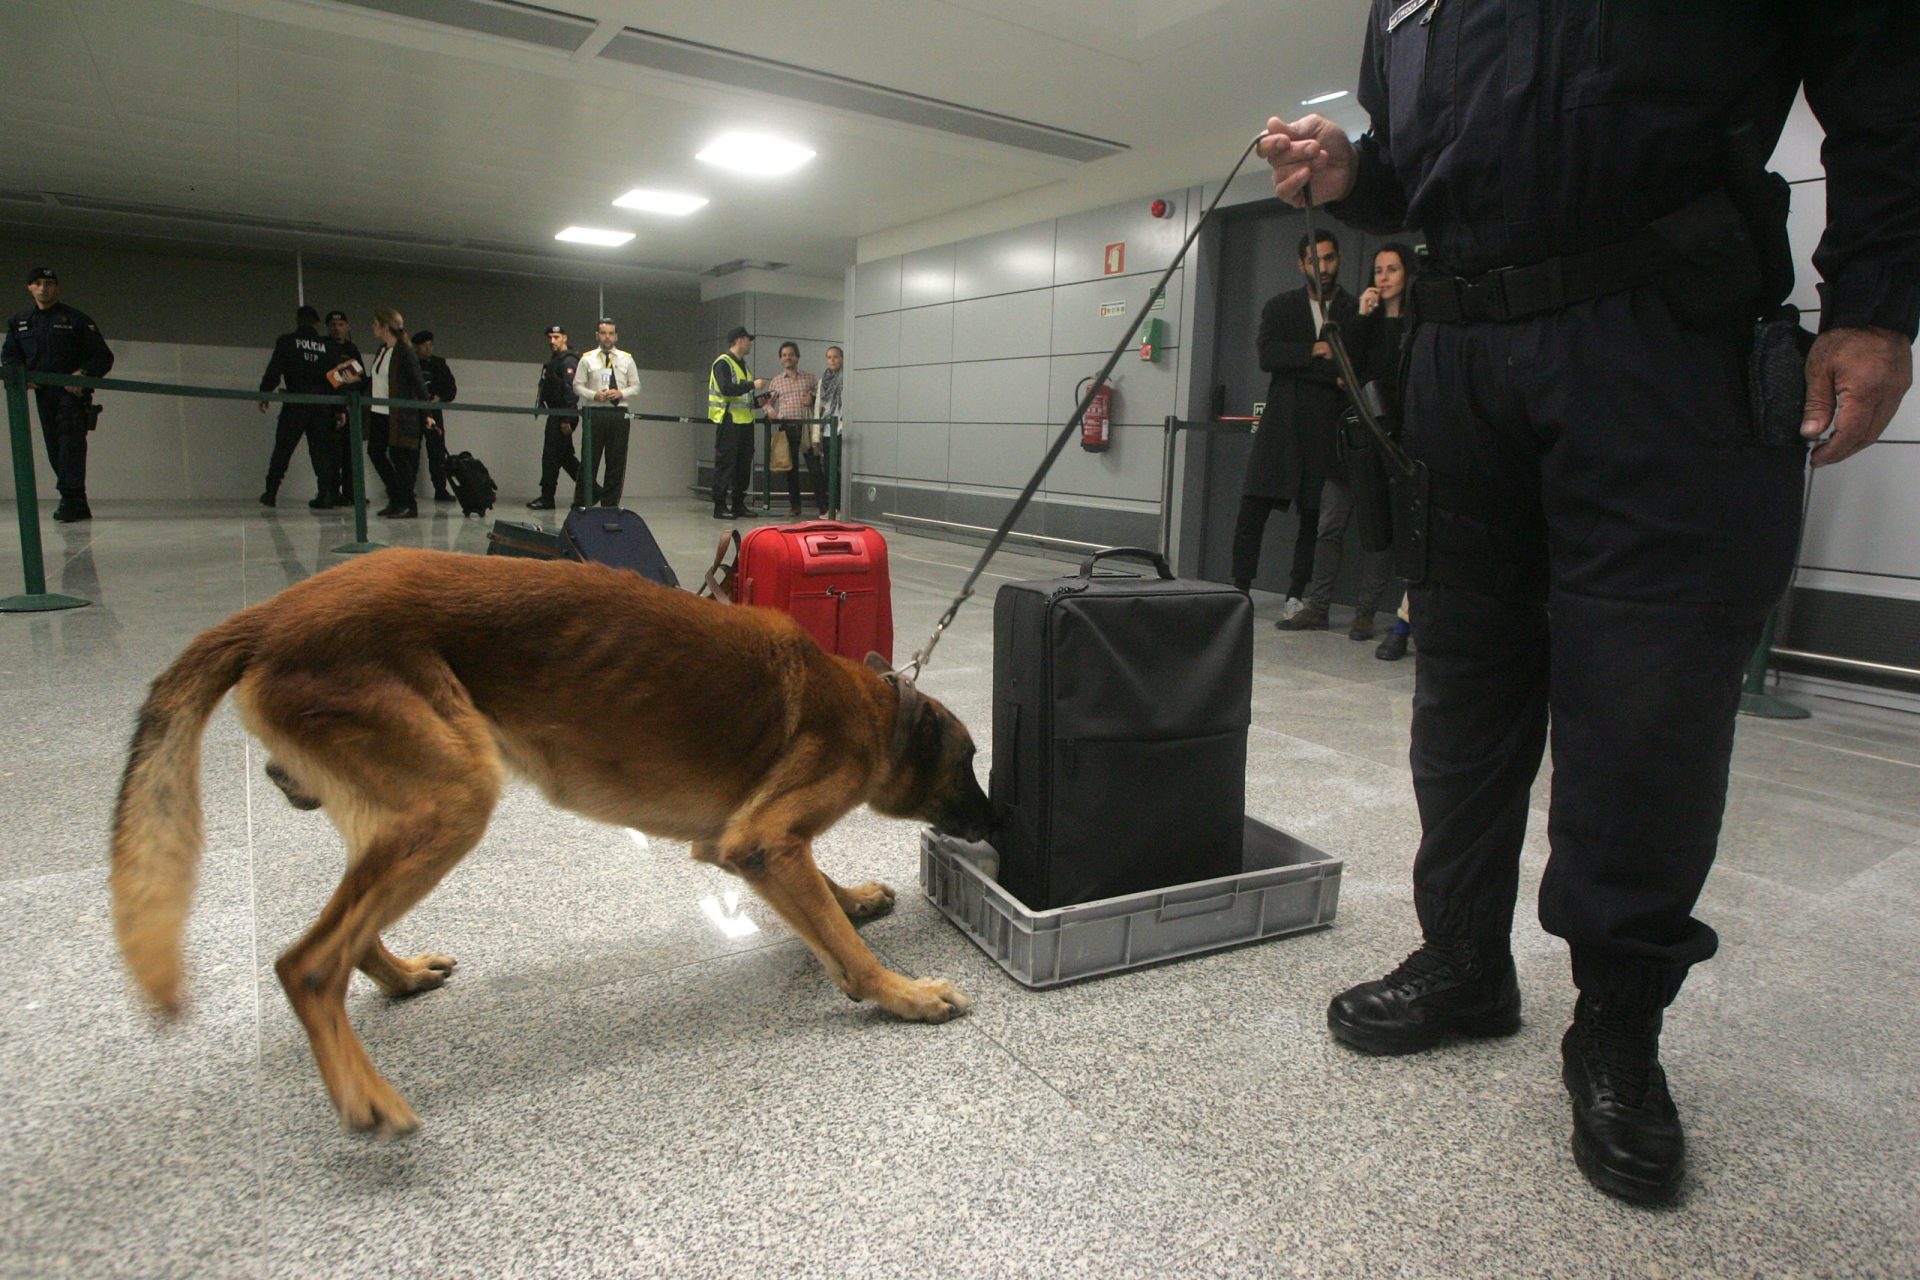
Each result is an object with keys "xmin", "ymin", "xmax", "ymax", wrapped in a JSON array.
[
  {"xmin": 3, "ymin": 267, "xmax": 114, "ymax": 522},
  {"xmin": 1231, "ymin": 231, "xmax": 1357, "ymax": 613}
]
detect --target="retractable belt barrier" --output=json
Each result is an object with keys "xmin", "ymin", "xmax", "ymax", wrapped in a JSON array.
[{"xmin": 0, "ymin": 361, "xmax": 830, "ymax": 609}]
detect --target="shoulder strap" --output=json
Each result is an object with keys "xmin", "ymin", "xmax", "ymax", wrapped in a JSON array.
[{"xmin": 698, "ymin": 529, "xmax": 742, "ymax": 603}]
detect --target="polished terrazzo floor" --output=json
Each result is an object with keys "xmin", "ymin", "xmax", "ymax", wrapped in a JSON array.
[{"xmin": 2, "ymin": 499, "xmax": 1916, "ymax": 1278}]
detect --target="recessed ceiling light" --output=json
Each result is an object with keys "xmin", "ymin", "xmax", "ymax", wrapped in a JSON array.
[
  {"xmin": 1301, "ymin": 90, "xmax": 1350, "ymax": 106},
  {"xmin": 555, "ymin": 226, "xmax": 634, "ymax": 247},
  {"xmin": 695, "ymin": 133, "xmax": 816, "ymax": 176},
  {"xmin": 612, "ymin": 188, "xmax": 709, "ymax": 215}
]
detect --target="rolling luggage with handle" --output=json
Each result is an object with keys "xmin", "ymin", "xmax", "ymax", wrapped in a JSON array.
[
  {"xmin": 735, "ymin": 521, "xmax": 893, "ymax": 663},
  {"xmin": 991, "ymin": 548, "xmax": 1252, "ymax": 910},
  {"xmin": 445, "ymin": 451, "xmax": 497, "ymax": 517},
  {"xmin": 561, "ymin": 507, "xmax": 679, "ymax": 588}
]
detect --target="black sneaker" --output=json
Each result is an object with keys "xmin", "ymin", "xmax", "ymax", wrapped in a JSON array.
[
  {"xmin": 258, "ymin": 489, "xmax": 277, "ymax": 508},
  {"xmin": 527, "ymin": 496, "xmax": 556, "ymax": 510},
  {"xmin": 1375, "ymin": 630, "xmax": 1409, "ymax": 661},
  {"xmin": 731, "ymin": 504, "xmax": 760, "ymax": 519},
  {"xmin": 308, "ymin": 494, "xmax": 336, "ymax": 510},
  {"xmin": 1327, "ymin": 941, "xmax": 1522, "ymax": 1055},
  {"xmin": 1563, "ymin": 994, "xmax": 1685, "ymax": 1205},
  {"xmin": 434, "ymin": 490, "xmax": 455, "ymax": 503},
  {"xmin": 53, "ymin": 499, "xmax": 91, "ymax": 523}
]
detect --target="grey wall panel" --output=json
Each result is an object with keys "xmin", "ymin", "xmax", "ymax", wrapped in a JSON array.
[
  {"xmin": 853, "ymin": 256, "xmax": 902, "ymax": 316},
  {"xmin": 948, "ymin": 422, "xmax": 1047, "ymax": 488},
  {"xmin": 852, "ymin": 366, "xmax": 900, "ymax": 424},
  {"xmin": 951, "ymin": 290, "xmax": 1053, "ymax": 363},
  {"xmin": 895, "ymin": 421, "xmax": 951, "ymax": 482},
  {"xmin": 847, "ymin": 420, "xmax": 898, "ymax": 480},
  {"xmin": 1049, "ymin": 273, "xmax": 1183, "ymax": 355},
  {"xmin": 901, "ymin": 244, "xmax": 957, "ymax": 308},
  {"xmin": 948, "ymin": 356, "xmax": 1051, "ymax": 424},
  {"xmin": 698, "ymin": 295, "xmax": 749, "ymax": 342},
  {"xmin": 1799, "ymin": 442, "xmax": 1920, "ymax": 578},
  {"xmin": 851, "ymin": 309, "xmax": 901, "ymax": 369},
  {"xmin": 898, "ymin": 303, "xmax": 955, "ymax": 367},
  {"xmin": 1047, "ymin": 352, "xmax": 1177, "ymax": 428},
  {"xmin": 1053, "ymin": 196, "xmax": 1188, "ymax": 285},
  {"xmin": 754, "ymin": 294, "xmax": 843, "ymax": 345},
  {"xmin": 953, "ymin": 221, "xmax": 1058, "ymax": 300},
  {"xmin": 1786, "ymin": 179, "xmax": 1826, "ymax": 315},
  {"xmin": 896, "ymin": 363, "xmax": 953, "ymax": 424},
  {"xmin": 1043, "ymin": 424, "xmax": 1166, "ymax": 502}
]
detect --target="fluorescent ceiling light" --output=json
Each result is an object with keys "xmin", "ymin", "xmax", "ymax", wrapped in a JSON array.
[
  {"xmin": 695, "ymin": 133, "xmax": 816, "ymax": 176},
  {"xmin": 612, "ymin": 188, "xmax": 709, "ymax": 215},
  {"xmin": 555, "ymin": 226, "xmax": 634, "ymax": 247},
  {"xmin": 1301, "ymin": 90, "xmax": 1350, "ymax": 106}
]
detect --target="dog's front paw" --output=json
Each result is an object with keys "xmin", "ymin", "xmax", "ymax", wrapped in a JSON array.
[
  {"xmin": 842, "ymin": 880, "xmax": 896, "ymax": 921},
  {"xmin": 878, "ymin": 976, "xmax": 971, "ymax": 1023}
]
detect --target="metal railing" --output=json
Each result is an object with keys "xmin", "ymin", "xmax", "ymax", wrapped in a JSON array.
[{"xmin": 1, "ymin": 361, "xmax": 836, "ymax": 611}]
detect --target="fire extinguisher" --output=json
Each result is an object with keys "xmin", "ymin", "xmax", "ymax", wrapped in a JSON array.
[{"xmin": 1078, "ymin": 377, "xmax": 1111, "ymax": 453}]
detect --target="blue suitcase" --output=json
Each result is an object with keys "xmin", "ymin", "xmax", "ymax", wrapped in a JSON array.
[{"xmin": 561, "ymin": 508, "xmax": 679, "ymax": 589}]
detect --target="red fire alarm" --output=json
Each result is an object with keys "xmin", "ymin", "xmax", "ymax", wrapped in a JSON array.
[{"xmin": 1149, "ymin": 198, "xmax": 1172, "ymax": 219}]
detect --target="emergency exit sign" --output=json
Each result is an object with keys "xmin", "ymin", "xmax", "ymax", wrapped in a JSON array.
[{"xmin": 1103, "ymin": 242, "xmax": 1125, "ymax": 275}]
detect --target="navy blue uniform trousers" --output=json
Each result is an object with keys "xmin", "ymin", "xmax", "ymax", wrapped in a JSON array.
[
  {"xmin": 1403, "ymin": 287, "xmax": 1807, "ymax": 1006},
  {"xmin": 34, "ymin": 388, "xmax": 90, "ymax": 501}
]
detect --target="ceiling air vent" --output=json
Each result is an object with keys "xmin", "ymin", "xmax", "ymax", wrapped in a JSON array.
[
  {"xmin": 322, "ymin": 0, "xmax": 594, "ymax": 53},
  {"xmin": 600, "ymin": 28, "xmax": 1126, "ymax": 164}
]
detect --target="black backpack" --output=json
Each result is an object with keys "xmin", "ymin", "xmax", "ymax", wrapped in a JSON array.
[{"xmin": 445, "ymin": 451, "xmax": 497, "ymax": 517}]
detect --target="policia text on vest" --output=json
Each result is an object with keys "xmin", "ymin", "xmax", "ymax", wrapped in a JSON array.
[{"xmin": 709, "ymin": 326, "xmax": 769, "ymax": 519}]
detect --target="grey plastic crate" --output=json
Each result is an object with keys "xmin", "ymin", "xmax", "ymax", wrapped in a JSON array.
[{"xmin": 920, "ymin": 816, "xmax": 1341, "ymax": 988}]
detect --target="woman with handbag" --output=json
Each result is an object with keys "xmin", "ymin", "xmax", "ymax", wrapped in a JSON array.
[{"xmin": 367, "ymin": 306, "xmax": 430, "ymax": 519}]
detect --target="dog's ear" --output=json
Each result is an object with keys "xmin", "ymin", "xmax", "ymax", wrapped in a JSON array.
[{"xmin": 864, "ymin": 652, "xmax": 891, "ymax": 675}]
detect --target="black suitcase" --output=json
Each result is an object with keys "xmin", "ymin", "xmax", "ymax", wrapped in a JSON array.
[
  {"xmin": 562, "ymin": 507, "xmax": 679, "ymax": 588},
  {"xmin": 486, "ymin": 519, "xmax": 566, "ymax": 560},
  {"xmin": 990, "ymin": 548, "xmax": 1252, "ymax": 910},
  {"xmin": 445, "ymin": 451, "xmax": 497, "ymax": 517}
]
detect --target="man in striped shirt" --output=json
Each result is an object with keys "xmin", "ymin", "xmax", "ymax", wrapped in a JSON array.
[{"xmin": 766, "ymin": 341, "xmax": 824, "ymax": 517}]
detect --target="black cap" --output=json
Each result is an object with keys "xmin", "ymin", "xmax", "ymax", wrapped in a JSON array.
[
  {"xmin": 325, "ymin": 309, "xmax": 348, "ymax": 323},
  {"xmin": 544, "ymin": 324, "xmax": 566, "ymax": 336},
  {"xmin": 412, "ymin": 330, "xmax": 434, "ymax": 345},
  {"xmin": 296, "ymin": 304, "xmax": 320, "ymax": 323},
  {"xmin": 726, "ymin": 325, "xmax": 755, "ymax": 343},
  {"xmin": 27, "ymin": 267, "xmax": 56, "ymax": 283}
]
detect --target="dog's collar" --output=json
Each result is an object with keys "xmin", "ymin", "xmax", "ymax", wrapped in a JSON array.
[{"xmin": 882, "ymin": 671, "xmax": 923, "ymax": 762}]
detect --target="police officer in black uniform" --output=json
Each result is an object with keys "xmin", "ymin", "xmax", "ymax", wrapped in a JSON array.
[
  {"xmin": 3, "ymin": 267, "xmax": 114, "ymax": 522},
  {"xmin": 528, "ymin": 323, "xmax": 580, "ymax": 510},
  {"xmin": 321, "ymin": 310, "xmax": 363, "ymax": 505},
  {"xmin": 256, "ymin": 304, "xmax": 337, "ymax": 509},
  {"xmin": 1261, "ymin": 0, "xmax": 1917, "ymax": 1205},
  {"xmin": 412, "ymin": 330, "xmax": 459, "ymax": 503}
]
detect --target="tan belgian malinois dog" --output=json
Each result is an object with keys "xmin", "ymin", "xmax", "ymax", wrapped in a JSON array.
[{"xmin": 111, "ymin": 548, "xmax": 993, "ymax": 1134}]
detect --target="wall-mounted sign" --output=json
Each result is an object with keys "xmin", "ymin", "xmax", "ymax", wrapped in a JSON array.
[
  {"xmin": 1150, "ymin": 294, "xmax": 1168, "ymax": 311},
  {"xmin": 1103, "ymin": 242, "xmax": 1125, "ymax": 275},
  {"xmin": 1100, "ymin": 301, "xmax": 1126, "ymax": 318}
]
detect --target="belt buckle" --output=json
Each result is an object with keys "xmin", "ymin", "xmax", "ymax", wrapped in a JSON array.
[{"xmin": 1460, "ymin": 270, "xmax": 1509, "ymax": 322}]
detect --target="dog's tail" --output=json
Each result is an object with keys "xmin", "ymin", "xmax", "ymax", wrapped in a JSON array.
[{"xmin": 111, "ymin": 614, "xmax": 257, "ymax": 1016}]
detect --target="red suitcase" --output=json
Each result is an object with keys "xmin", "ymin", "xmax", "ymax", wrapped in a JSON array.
[{"xmin": 736, "ymin": 522, "xmax": 894, "ymax": 663}]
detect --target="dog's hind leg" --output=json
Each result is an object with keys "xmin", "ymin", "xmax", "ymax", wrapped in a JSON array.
[{"xmin": 259, "ymin": 672, "xmax": 503, "ymax": 1133}]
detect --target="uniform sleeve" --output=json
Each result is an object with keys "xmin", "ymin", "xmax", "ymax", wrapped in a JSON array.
[
  {"xmin": 1798, "ymin": 1, "xmax": 1920, "ymax": 338},
  {"xmin": 259, "ymin": 334, "xmax": 291, "ymax": 394},
  {"xmin": 438, "ymin": 359, "xmax": 458, "ymax": 403},
  {"xmin": 573, "ymin": 355, "xmax": 595, "ymax": 403},
  {"xmin": 77, "ymin": 313, "xmax": 113, "ymax": 378},
  {"xmin": 1324, "ymin": 7, "xmax": 1412, "ymax": 234},
  {"xmin": 1, "ymin": 321, "xmax": 21, "ymax": 368}
]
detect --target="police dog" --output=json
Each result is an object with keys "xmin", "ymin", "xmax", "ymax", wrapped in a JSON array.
[{"xmin": 111, "ymin": 547, "xmax": 992, "ymax": 1135}]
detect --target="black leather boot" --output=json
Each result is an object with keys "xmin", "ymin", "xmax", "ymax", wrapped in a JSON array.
[
  {"xmin": 1563, "ymin": 993, "xmax": 1685, "ymax": 1204},
  {"xmin": 1327, "ymin": 940, "xmax": 1522, "ymax": 1054},
  {"xmin": 258, "ymin": 485, "xmax": 278, "ymax": 508}
]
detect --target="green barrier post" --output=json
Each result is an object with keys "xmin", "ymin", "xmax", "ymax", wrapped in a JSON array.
[
  {"xmin": 1738, "ymin": 604, "xmax": 1809, "ymax": 719},
  {"xmin": 1, "ymin": 363, "xmax": 89, "ymax": 612},
  {"xmin": 331, "ymin": 389, "xmax": 385, "ymax": 555}
]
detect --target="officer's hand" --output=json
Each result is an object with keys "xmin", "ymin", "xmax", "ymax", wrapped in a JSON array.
[
  {"xmin": 257, "ymin": 401, "xmax": 269, "ymax": 414},
  {"xmin": 1311, "ymin": 341, "xmax": 1333, "ymax": 360},
  {"xmin": 1259, "ymin": 115, "xmax": 1357, "ymax": 207},
  {"xmin": 753, "ymin": 377, "xmax": 769, "ymax": 389},
  {"xmin": 1801, "ymin": 326, "xmax": 1913, "ymax": 468}
]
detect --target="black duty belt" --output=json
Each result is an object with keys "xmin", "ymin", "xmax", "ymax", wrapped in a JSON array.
[{"xmin": 1413, "ymin": 226, "xmax": 1673, "ymax": 324}]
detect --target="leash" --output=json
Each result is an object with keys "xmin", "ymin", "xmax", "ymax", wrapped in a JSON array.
[{"xmin": 898, "ymin": 133, "xmax": 1270, "ymax": 682}]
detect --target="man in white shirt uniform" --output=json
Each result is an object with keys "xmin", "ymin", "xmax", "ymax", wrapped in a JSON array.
[{"xmin": 570, "ymin": 317, "xmax": 641, "ymax": 508}]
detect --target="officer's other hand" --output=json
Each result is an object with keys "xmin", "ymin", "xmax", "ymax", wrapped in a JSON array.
[
  {"xmin": 257, "ymin": 401, "xmax": 269, "ymax": 413},
  {"xmin": 1801, "ymin": 326, "xmax": 1913, "ymax": 468},
  {"xmin": 1311, "ymin": 341, "xmax": 1333, "ymax": 360},
  {"xmin": 1259, "ymin": 115, "xmax": 1356, "ymax": 207}
]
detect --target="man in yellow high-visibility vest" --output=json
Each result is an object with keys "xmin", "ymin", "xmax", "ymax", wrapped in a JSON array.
[{"xmin": 708, "ymin": 325, "xmax": 768, "ymax": 519}]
